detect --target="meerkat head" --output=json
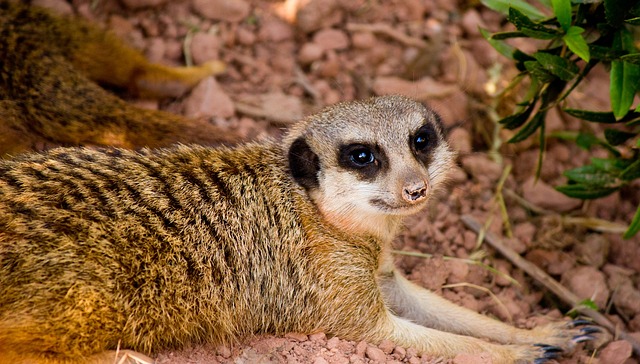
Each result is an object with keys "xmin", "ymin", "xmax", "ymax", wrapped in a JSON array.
[{"xmin": 285, "ymin": 95, "xmax": 456, "ymax": 240}]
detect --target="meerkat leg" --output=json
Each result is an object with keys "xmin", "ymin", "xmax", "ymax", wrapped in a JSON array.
[{"xmin": 378, "ymin": 270, "xmax": 599, "ymax": 350}]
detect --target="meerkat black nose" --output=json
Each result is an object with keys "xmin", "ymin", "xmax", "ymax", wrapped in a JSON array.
[{"xmin": 402, "ymin": 182, "xmax": 428, "ymax": 203}]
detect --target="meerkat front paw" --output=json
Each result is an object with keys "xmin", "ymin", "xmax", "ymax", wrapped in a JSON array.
[{"xmin": 514, "ymin": 319, "xmax": 608, "ymax": 363}]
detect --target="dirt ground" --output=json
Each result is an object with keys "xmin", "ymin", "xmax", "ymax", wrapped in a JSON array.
[{"xmin": 27, "ymin": 0, "xmax": 640, "ymax": 362}]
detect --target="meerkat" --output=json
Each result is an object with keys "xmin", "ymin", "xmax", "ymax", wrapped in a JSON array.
[
  {"xmin": 0, "ymin": 95, "xmax": 600, "ymax": 364},
  {"xmin": 0, "ymin": 0, "xmax": 235, "ymax": 157}
]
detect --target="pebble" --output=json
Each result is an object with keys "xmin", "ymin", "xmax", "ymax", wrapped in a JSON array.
[
  {"xmin": 313, "ymin": 357, "xmax": 329, "ymax": 364},
  {"xmin": 236, "ymin": 27, "xmax": 256, "ymax": 45},
  {"xmin": 296, "ymin": 0, "xmax": 341, "ymax": 33},
  {"xmin": 521, "ymin": 176, "xmax": 582, "ymax": 212},
  {"xmin": 378, "ymin": 340, "xmax": 395, "ymax": 354},
  {"xmin": 216, "ymin": 345, "xmax": 232, "ymax": 358},
  {"xmin": 351, "ymin": 32, "xmax": 376, "ymax": 49},
  {"xmin": 460, "ymin": 9, "xmax": 485, "ymax": 37},
  {"xmin": 190, "ymin": 32, "xmax": 221, "ymax": 65},
  {"xmin": 599, "ymin": 340, "xmax": 633, "ymax": 364},
  {"xmin": 454, "ymin": 352, "xmax": 492, "ymax": 364},
  {"xmin": 355, "ymin": 341, "xmax": 368, "ymax": 357},
  {"xmin": 182, "ymin": 77, "xmax": 235, "ymax": 119},
  {"xmin": 309, "ymin": 332, "xmax": 327, "ymax": 342},
  {"xmin": 298, "ymin": 43, "xmax": 324, "ymax": 64},
  {"xmin": 561, "ymin": 265, "xmax": 610, "ymax": 308},
  {"xmin": 258, "ymin": 18, "xmax": 294, "ymax": 42},
  {"xmin": 313, "ymin": 28, "xmax": 350, "ymax": 52},
  {"xmin": 392, "ymin": 346, "xmax": 406, "ymax": 359},
  {"xmin": 365, "ymin": 346, "xmax": 386, "ymax": 362},
  {"xmin": 326, "ymin": 336, "xmax": 340, "ymax": 350},
  {"xmin": 144, "ymin": 37, "xmax": 165, "ymax": 63},
  {"xmin": 460, "ymin": 154, "xmax": 502, "ymax": 183},
  {"xmin": 192, "ymin": 0, "xmax": 250, "ymax": 22}
]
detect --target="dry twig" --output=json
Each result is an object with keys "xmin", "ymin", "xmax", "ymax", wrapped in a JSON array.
[{"xmin": 345, "ymin": 23, "xmax": 427, "ymax": 48}]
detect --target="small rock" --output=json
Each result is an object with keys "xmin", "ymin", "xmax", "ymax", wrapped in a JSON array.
[
  {"xmin": 460, "ymin": 9, "xmax": 485, "ymax": 37},
  {"xmin": 309, "ymin": 332, "xmax": 326, "ymax": 342},
  {"xmin": 448, "ymin": 127, "xmax": 472, "ymax": 154},
  {"xmin": 119, "ymin": 0, "xmax": 167, "ymax": 9},
  {"xmin": 236, "ymin": 27, "xmax": 256, "ymax": 45},
  {"xmin": 182, "ymin": 77, "xmax": 235, "ymax": 119},
  {"xmin": 392, "ymin": 346, "xmax": 406, "ymax": 359},
  {"xmin": 599, "ymin": 340, "xmax": 633, "ymax": 364},
  {"xmin": 378, "ymin": 340, "xmax": 395, "ymax": 354},
  {"xmin": 298, "ymin": 43, "xmax": 324, "ymax": 64},
  {"xmin": 365, "ymin": 346, "xmax": 386, "ymax": 362},
  {"xmin": 192, "ymin": 0, "xmax": 250, "ymax": 22},
  {"xmin": 513, "ymin": 222, "xmax": 536, "ymax": 248},
  {"xmin": 190, "ymin": 32, "xmax": 221, "ymax": 65},
  {"xmin": 521, "ymin": 176, "xmax": 582, "ymax": 212},
  {"xmin": 561, "ymin": 265, "xmax": 610, "ymax": 308},
  {"xmin": 31, "ymin": 0, "xmax": 73, "ymax": 14},
  {"xmin": 526, "ymin": 249, "xmax": 574, "ymax": 276},
  {"xmin": 326, "ymin": 336, "xmax": 340, "ymax": 349},
  {"xmin": 144, "ymin": 37, "xmax": 166, "ymax": 63},
  {"xmin": 313, "ymin": 28, "xmax": 350, "ymax": 52},
  {"xmin": 351, "ymin": 32, "xmax": 376, "ymax": 49},
  {"xmin": 460, "ymin": 154, "xmax": 502, "ymax": 183},
  {"xmin": 574, "ymin": 233, "xmax": 609, "ymax": 268},
  {"xmin": 296, "ymin": 0, "xmax": 341, "ymax": 33},
  {"xmin": 446, "ymin": 259, "xmax": 469, "ymax": 284},
  {"xmin": 355, "ymin": 341, "xmax": 368, "ymax": 357},
  {"xmin": 258, "ymin": 18, "xmax": 294, "ymax": 42}
]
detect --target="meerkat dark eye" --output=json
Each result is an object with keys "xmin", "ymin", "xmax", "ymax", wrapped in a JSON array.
[
  {"xmin": 349, "ymin": 148, "xmax": 375, "ymax": 167},
  {"xmin": 412, "ymin": 124, "xmax": 437, "ymax": 154},
  {"xmin": 338, "ymin": 144, "xmax": 385, "ymax": 180}
]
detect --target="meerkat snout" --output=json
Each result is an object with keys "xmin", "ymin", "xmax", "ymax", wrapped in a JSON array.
[{"xmin": 402, "ymin": 179, "xmax": 428, "ymax": 203}]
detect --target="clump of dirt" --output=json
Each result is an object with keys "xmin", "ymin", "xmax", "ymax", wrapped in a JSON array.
[{"xmin": 30, "ymin": 0, "xmax": 640, "ymax": 362}]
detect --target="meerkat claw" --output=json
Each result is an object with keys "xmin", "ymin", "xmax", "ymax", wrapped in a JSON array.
[
  {"xmin": 580, "ymin": 326, "xmax": 602, "ymax": 334},
  {"xmin": 569, "ymin": 318, "xmax": 593, "ymax": 327},
  {"xmin": 572, "ymin": 334, "xmax": 596, "ymax": 344}
]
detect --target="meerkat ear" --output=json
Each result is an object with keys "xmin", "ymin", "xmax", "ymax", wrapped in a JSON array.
[{"xmin": 288, "ymin": 136, "xmax": 320, "ymax": 190}]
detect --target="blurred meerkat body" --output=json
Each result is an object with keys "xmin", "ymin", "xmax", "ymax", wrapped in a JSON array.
[
  {"xmin": 0, "ymin": 96, "xmax": 598, "ymax": 364},
  {"xmin": 0, "ymin": 0, "xmax": 233, "ymax": 157}
]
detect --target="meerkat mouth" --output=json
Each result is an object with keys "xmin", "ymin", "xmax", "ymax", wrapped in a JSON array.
[{"xmin": 370, "ymin": 198, "xmax": 427, "ymax": 214}]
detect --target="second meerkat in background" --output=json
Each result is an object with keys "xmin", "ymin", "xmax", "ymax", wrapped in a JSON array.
[
  {"xmin": 0, "ymin": 96, "xmax": 601, "ymax": 364},
  {"xmin": 0, "ymin": 1, "xmax": 235, "ymax": 157}
]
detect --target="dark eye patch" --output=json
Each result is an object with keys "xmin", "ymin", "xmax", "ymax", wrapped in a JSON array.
[
  {"xmin": 411, "ymin": 123, "xmax": 440, "ymax": 164},
  {"xmin": 338, "ymin": 143, "xmax": 387, "ymax": 181}
]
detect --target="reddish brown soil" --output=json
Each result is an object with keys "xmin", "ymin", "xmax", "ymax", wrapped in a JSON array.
[{"xmin": 29, "ymin": 0, "xmax": 640, "ymax": 362}]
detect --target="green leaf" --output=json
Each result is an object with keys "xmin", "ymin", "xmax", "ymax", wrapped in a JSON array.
[
  {"xmin": 481, "ymin": 0, "xmax": 546, "ymax": 20},
  {"xmin": 563, "ymin": 165, "xmax": 619, "ymax": 186},
  {"xmin": 626, "ymin": 16, "xmax": 640, "ymax": 25},
  {"xmin": 563, "ymin": 26, "xmax": 590, "ymax": 62},
  {"xmin": 620, "ymin": 159, "xmax": 640, "ymax": 180},
  {"xmin": 589, "ymin": 45, "xmax": 626, "ymax": 61},
  {"xmin": 525, "ymin": 60, "xmax": 556, "ymax": 83},
  {"xmin": 576, "ymin": 132, "xmax": 601, "ymax": 149},
  {"xmin": 591, "ymin": 157, "xmax": 635, "ymax": 173},
  {"xmin": 499, "ymin": 101, "xmax": 537, "ymax": 129},
  {"xmin": 489, "ymin": 31, "xmax": 528, "ymax": 40},
  {"xmin": 534, "ymin": 52, "xmax": 580, "ymax": 81},
  {"xmin": 610, "ymin": 60, "xmax": 640, "ymax": 120},
  {"xmin": 480, "ymin": 28, "xmax": 516, "ymax": 59},
  {"xmin": 555, "ymin": 184, "xmax": 619, "ymax": 199},
  {"xmin": 620, "ymin": 53, "xmax": 640, "ymax": 65},
  {"xmin": 508, "ymin": 112, "xmax": 545, "ymax": 143},
  {"xmin": 604, "ymin": 129, "xmax": 637, "ymax": 145},
  {"xmin": 564, "ymin": 108, "xmax": 640, "ymax": 123},
  {"xmin": 552, "ymin": 0, "xmax": 572, "ymax": 31},
  {"xmin": 508, "ymin": 8, "xmax": 561, "ymax": 39},
  {"xmin": 623, "ymin": 204, "xmax": 640, "ymax": 239}
]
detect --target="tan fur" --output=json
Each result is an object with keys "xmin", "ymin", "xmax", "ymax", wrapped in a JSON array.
[
  {"xmin": 0, "ymin": 96, "xmax": 598, "ymax": 364},
  {"xmin": 0, "ymin": 1, "xmax": 235, "ymax": 157}
]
